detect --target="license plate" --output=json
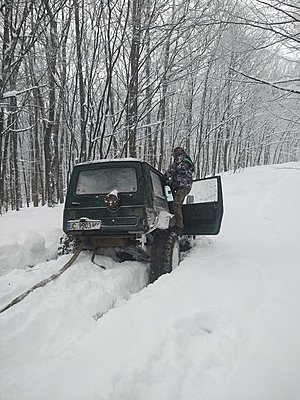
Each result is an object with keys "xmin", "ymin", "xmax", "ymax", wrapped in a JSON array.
[{"xmin": 67, "ymin": 220, "xmax": 101, "ymax": 231}]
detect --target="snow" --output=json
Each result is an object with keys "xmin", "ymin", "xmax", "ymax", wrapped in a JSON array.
[
  {"xmin": 3, "ymin": 90, "xmax": 20, "ymax": 98},
  {"xmin": 2, "ymin": 85, "xmax": 47, "ymax": 99},
  {"xmin": 76, "ymin": 157, "xmax": 143, "ymax": 166},
  {"xmin": 1, "ymin": 163, "xmax": 300, "ymax": 400},
  {"xmin": 0, "ymin": 205, "xmax": 63, "ymax": 275},
  {"xmin": 156, "ymin": 210, "xmax": 174, "ymax": 229}
]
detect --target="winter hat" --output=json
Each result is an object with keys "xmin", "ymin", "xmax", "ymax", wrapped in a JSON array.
[{"xmin": 173, "ymin": 146, "xmax": 185, "ymax": 157}]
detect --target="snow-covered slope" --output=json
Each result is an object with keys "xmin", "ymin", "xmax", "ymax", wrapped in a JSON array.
[{"xmin": 1, "ymin": 163, "xmax": 300, "ymax": 400}]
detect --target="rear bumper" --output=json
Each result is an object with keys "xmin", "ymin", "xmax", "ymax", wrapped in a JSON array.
[{"xmin": 63, "ymin": 207, "xmax": 148, "ymax": 236}]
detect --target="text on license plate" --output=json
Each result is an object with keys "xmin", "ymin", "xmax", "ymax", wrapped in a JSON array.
[{"xmin": 68, "ymin": 220, "xmax": 101, "ymax": 230}]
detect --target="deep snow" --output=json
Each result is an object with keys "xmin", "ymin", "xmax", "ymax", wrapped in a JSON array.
[{"xmin": 1, "ymin": 163, "xmax": 300, "ymax": 400}]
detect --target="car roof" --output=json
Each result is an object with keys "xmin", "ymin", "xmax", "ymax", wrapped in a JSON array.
[{"xmin": 73, "ymin": 158, "xmax": 163, "ymax": 175}]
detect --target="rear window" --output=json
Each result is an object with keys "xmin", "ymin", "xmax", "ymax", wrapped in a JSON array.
[{"xmin": 75, "ymin": 167, "xmax": 138, "ymax": 195}]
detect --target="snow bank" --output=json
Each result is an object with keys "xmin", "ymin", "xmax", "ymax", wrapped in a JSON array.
[{"xmin": 0, "ymin": 205, "xmax": 63, "ymax": 275}]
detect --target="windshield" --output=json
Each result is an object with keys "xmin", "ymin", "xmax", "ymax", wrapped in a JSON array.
[{"xmin": 75, "ymin": 167, "xmax": 138, "ymax": 195}]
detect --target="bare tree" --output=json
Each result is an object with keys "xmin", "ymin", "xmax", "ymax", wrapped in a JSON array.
[{"xmin": 1, "ymin": 0, "xmax": 300, "ymax": 212}]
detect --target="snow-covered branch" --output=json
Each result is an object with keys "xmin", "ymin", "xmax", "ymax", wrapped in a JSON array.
[
  {"xmin": 230, "ymin": 68, "xmax": 300, "ymax": 95},
  {"xmin": 2, "ymin": 85, "xmax": 47, "ymax": 99}
]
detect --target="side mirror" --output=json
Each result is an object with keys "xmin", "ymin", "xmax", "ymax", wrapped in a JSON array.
[{"xmin": 164, "ymin": 185, "xmax": 174, "ymax": 201}]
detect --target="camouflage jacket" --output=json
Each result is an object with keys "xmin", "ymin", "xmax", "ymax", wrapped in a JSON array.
[{"xmin": 164, "ymin": 153, "xmax": 194, "ymax": 191}]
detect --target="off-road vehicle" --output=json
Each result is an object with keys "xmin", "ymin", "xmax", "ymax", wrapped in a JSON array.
[{"xmin": 62, "ymin": 159, "xmax": 224, "ymax": 282}]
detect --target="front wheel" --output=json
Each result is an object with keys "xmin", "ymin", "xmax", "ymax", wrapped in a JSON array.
[{"xmin": 149, "ymin": 230, "xmax": 180, "ymax": 283}]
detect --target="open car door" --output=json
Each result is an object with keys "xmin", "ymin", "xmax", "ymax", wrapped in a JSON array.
[{"xmin": 181, "ymin": 176, "xmax": 224, "ymax": 236}]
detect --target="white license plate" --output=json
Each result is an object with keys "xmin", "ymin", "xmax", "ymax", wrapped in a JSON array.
[{"xmin": 67, "ymin": 220, "xmax": 101, "ymax": 230}]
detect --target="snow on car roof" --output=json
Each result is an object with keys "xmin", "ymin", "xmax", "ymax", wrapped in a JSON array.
[{"xmin": 75, "ymin": 158, "xmax": 143, "ymax": 166}]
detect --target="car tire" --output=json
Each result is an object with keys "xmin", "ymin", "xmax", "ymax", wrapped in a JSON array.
[
  {"xmin": 179, "ymin": 236, "xmax": 193, "ymax": 252},
  {"xmin": 149, "ymin": 229, "xmax": 180, "ymax": 283}
]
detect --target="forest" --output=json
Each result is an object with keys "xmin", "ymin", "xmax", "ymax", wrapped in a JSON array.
[{"xmin": 0, "ymin": 0, "xmax": 299, "ymax": 211}]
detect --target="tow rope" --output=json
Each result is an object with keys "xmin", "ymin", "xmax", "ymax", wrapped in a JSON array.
[{"xmin": 0, "ymin": 243, "xmax": 84, "ymax": 314}]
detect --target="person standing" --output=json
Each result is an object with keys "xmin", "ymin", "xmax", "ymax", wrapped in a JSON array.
[{"xmin": 164, "ymin": 146, "xmax": 194, "ymax": 236}]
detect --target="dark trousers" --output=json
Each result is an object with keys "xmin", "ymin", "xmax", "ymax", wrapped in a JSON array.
[{"xmin": 173, "ymin": 187, "xmax": 190, "ymax": 229}]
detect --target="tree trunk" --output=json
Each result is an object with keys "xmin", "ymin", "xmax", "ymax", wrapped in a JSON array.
[
  {"xmin": 43, "ymin": 9, "xmax": 59, "ymax": 207},
  {"xmin": 126, "ymin": 0, "xmax": 142, "ymax": 158},
  {"xmin": 74, "ymin": 0, "xmax": 87, "ymax": 162}
]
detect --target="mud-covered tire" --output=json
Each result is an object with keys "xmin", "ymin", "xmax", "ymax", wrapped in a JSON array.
[
  {"xmin": 149, "ymin": 230, "xmax": 180, "ymax": 283},
  {"xmin": 179, "ymin": 236, "xmax": 194, "ymax": 252}
]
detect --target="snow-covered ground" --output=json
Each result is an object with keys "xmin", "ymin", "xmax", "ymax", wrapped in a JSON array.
[{"xmin": 1, "ymin": 163, "xmax": 300, "ymax": 400}]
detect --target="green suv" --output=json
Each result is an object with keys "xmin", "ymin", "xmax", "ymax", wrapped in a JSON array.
[{"xmin": 62, "ymin": 159, "xmax": 224, "ymax": 282}]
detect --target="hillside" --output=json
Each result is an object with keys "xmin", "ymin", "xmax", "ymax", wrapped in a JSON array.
[{"xmin": 1, "ymin": 163, "xmax": 300, "ymax": 400}]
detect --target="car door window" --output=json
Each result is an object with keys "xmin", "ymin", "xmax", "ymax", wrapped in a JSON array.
[{"xmin": 150, "ymin": 171, "xmax": 164, "ymax": 198}]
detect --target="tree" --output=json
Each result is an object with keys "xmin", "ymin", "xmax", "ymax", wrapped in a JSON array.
[{"xmin": 1, "ymin": 0, "xmax": 300, "ymax": 212}]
